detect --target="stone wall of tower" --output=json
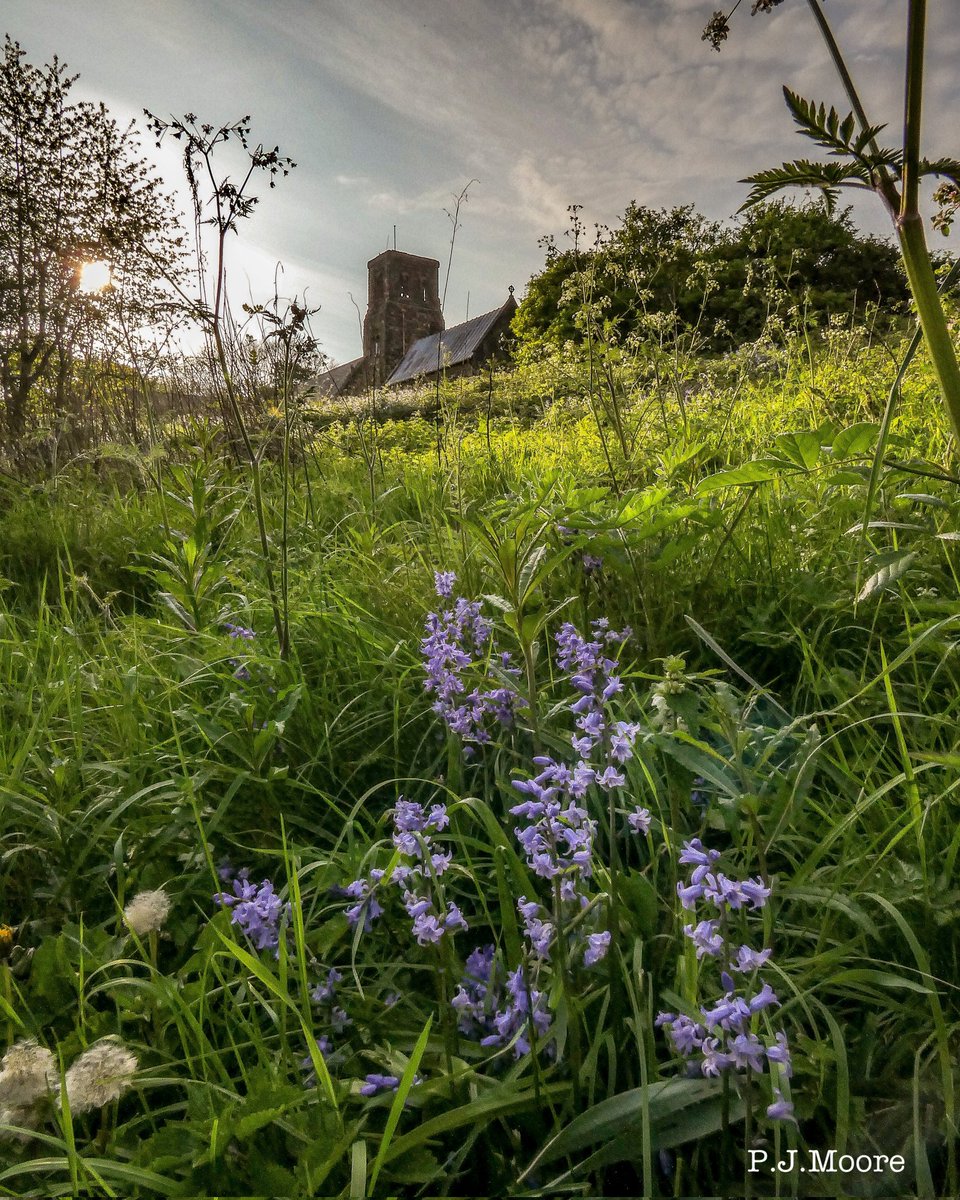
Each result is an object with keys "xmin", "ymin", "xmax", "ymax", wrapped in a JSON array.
[{"xmin": 362, "ymin": 250, "xmax": 444, "ymax": 384}]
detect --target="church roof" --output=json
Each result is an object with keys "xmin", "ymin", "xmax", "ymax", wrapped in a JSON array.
[
  {"xmin": 386, "ymin": 294, "xmax": 516, "ymax": 386},
  {"xmin": 314, "ymin": 356, "xmax": 364, "ymax": 397}
]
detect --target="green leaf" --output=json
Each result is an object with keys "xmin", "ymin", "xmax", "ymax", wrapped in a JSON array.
[
  {"xmin": 772, "ymin": 429, "xmax": 823, "ymax": 471},
  {"xmin": 522, "ymin": 1079, "xmax": 743, "ymax": 1178},
  {"xmin": 919, "ymin": 157, "xmax": 960, "ymax": 187},
  {"xmin": 895, "ymin": 493, "xmax": 950, "ymax": 509},
  {"xmin": 739, "ymin": 159, "xmax": 867, "ymax": 213},
  {"xmin": 695, "ymin": 460, "xmax": 780, "ymax": 494},
  {"xmin": 368, "ymin": 1014, "xmax": 433, "ymax": 1192},
  {"xmin": 781, "ymin": 87, "xmax": 891, "ymax": 162},
  {"xmin": 384, "ymin": 1082, "xmax": 568, "ymax": 1164},
  {"xmin": 831, "ymin": 422, "xmax": 879, "ymax": 459}
]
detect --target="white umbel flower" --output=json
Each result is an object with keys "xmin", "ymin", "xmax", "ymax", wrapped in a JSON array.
[
  {"xmin": 64, "ymin": 1038, "xmax": 138, "ymax": 1113},
  {"xmin": 122, "ymin": 889, "xmax": 171, "ymax": 936},
  {"xmin": 0, "ymin": 1039, "xmax": 56, "ymax": 1107}
]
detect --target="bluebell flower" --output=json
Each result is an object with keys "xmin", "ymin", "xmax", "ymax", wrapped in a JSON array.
[
  {"xmin": 343, "ymin": 876, "xmax": 384, "ymax": 931},
  {"xmin": 583, "ymin": 930, "xmax": 611, "ymax": 966},
  {"xmin": 360, "ymin": 1073, "xmax": 400, "ymax": 1096},
  {"xmin": 518, "ymin": 897, "xmax": 554, "ymax": 960},
  {"xmin": 434, "ymin": 571, "xmax": 457, "ymax": 598},
  {"xmin": 729, "ymin": 1031, "xmax": 766, "ymax": 1072},
  {"xmin": 732, "ymin": 944, "xmax": 772, "ymax": 972},
  {"xmin": 766, "ymin": 1089, "xmax": 796, "ymax": 1123},
  {"xmin": 627, "ymin": 806, "xmax": 652, "ymax": 835},
  {"xmin": 311, "ymin": 968, "xmax": 342, "ymax": 1004},
  {"xmin": 659, "ymin": 840, "xmax": 791, "ymax": 1090},
  {"xmin": 766, "ymin": 1032, "xmax": 792, "ymax": 1076},
  {"xmin": 421, "ymin": 588, "xmax": 522, "ymax": 747},
  {"xmin": 480, "ymin": 966, "xmax": 553, "ymax": 1058},
  {"xmin": 214, "ymin": 872, "xmax": 290, "ymax": 956},
  {"xmin": 684, "ymin": 919, "xmax": 724, "ymax": 959},
  {"xmin": 452, "ymin": 944, "xmax": 502, "ymax": 1038}
]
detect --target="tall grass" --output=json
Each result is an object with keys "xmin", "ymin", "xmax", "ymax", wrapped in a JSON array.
[{"xmin": 1, "ymin": 324, "xmax": 959, "ymax": 1196}]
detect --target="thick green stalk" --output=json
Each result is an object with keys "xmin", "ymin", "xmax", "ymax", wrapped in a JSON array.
[
  {"xmin": 896, "ymin": 0, "xmax": 960, "ymax": 446},
  {"xmin": 895, "ymin": 218, "xmax": 960, "ymax": 444},
  {"xmin": 807, "ymin": 0, "xmax": 960, "ymax": 447}
]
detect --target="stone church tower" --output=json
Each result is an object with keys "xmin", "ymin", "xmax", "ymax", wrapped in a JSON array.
[{"xmin": 362, "ymin": 250, "xmax": 445, "ymax": 385}]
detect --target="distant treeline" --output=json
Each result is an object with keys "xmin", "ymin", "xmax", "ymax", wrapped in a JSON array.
[{"xmin": 512, "ymin": 200, "xmax": 924, "ymax": 355}]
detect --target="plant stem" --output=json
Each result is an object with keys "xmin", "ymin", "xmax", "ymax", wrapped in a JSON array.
[
  {"xmin": 0, "ymin": 963, "xmax": 12, "ymax": 1047},
  {"xmin": 806, "ymin": 0, "xmax": 960, "ymax": 446},
  {"xmin": 553, "ymin": 876, "xmax": 582, "ymax": 1107},
  {"xmin": 804, "ymin": 0, "xmax": 899, "ymax": 213},
  {"xmin": 894, "ymin": 0, "xmax": 960, "ymax": 446}
]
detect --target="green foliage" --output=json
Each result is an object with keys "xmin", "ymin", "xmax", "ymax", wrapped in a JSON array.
[
  {"xmin": 512, "ymin": 200, "xmax": 908, "ymax": 357},
  {"xmin": 0, "ymin": 38, "xmax": 185, "ymax": 450}
]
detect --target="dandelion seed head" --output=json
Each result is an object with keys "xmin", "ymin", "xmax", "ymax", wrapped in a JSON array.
[
  {"xmin": 123, "ymin": 888, "xmax": 172, "ymax": 936},
  {"xmin": 0, "ymin": 1040, "xmax": 56, "ymax": 1107},
  {"xmin": 64, "ymin": 1038, "xmax": 138, "ymax": 1113}
]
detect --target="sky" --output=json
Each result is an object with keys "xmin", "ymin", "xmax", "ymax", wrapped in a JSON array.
[{"xmin": 5, "ymin": 1, "xmax": 959, "ymax": 364}]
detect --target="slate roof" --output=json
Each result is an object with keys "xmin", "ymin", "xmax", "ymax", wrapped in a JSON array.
[
  {"xmin": 386, "ymin": 295, "xmax": 515, "ymax": 386},
  {"xmin": 313, "ymin": 356, "xmax": 364, "ymax": 397}
]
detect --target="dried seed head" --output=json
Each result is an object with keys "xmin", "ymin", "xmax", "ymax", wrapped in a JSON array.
[
  {"xmin": 702, "ymin": 10, "xmax": 730, "ymax": 50},
  {"xmin": 123, "ymin": 889, "xmax": 171, "ymax": 936},
  {"xmin": 0, "ymin": 1039, "xmax": 56, "ymax": 1107},
  {"xmin": 64, "ymin": 1038, "xmax": 138, "ymax": 1113}
]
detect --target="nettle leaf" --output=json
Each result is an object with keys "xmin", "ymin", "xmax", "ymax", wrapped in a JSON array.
[{"xmin": 857, "ymin": 551, "xmax": 918, "ymax": 601}]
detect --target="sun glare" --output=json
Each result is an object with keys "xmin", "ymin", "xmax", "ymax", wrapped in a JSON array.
[{"xmin": 78, "ymin": 259, "xmax": 112, "ymax": 292}]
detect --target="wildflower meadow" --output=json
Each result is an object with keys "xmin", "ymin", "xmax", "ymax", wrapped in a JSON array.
[{"xmin": 3, "ymin": 4, "xmax": 960, "ymax": 1197}]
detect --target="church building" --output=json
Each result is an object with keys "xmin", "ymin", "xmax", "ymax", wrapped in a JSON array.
[{"xmin": 316, "ymin": 249, "xmax": 517, "ymax": 396}]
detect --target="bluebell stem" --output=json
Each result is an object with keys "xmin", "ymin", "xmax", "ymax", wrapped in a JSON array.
[{"xmin": 656, "ymin": 839, "xmax": 793, "ymax": 1120}]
